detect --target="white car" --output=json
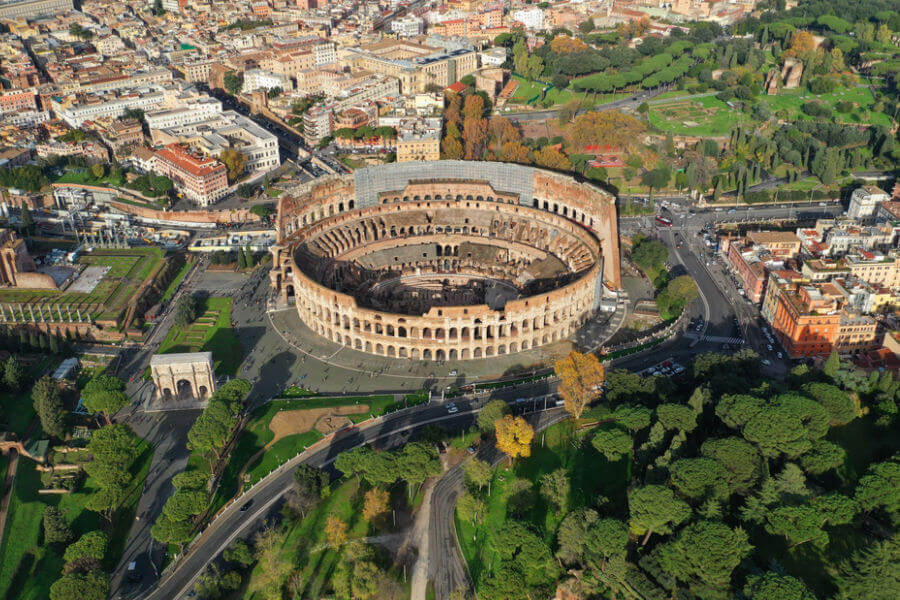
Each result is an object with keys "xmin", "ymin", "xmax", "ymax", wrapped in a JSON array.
[
  {"xmin": 767, "ymin": 344, "xmax": 773, "ymax": 351},
  {"xmin": 776, "ymin": 352, "xmax": 783, "ymax": 359},
  {"xmin": 446, "ymin": 403, "xmax": 458, "ymax": 414}
]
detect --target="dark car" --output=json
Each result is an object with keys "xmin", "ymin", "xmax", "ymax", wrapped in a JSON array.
[{"xmin": 240, "ymin": 499, "xmax": 253, "ymax": 512}]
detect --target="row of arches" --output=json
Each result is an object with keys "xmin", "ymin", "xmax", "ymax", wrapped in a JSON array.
[
  {"xmin": 380, "ymin": 192, "xmax": 516, "ymax": 205},
  {"xmin": 308, "ymin": 319, "xmax": 582, "ymax": 361},
  {"xmin": 533, "ymin": 198, "xmax": 595, "ymax": 229}
]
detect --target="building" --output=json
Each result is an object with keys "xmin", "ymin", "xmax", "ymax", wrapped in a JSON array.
[
  {"xmin": 0, "ymin": 229, "xmax": 58, "ymax": 289},
  {"xmin": 848, "ymin": 185, "xmax": 890, "ymax": 220},
  {"xmin": 303, "ymin": 104, "xmax": 333, "ymax": 146},
  {"xmin": 152, "ymin": 144, "xmax": 228, "ymax": 206},
  {"xmin": 845, "ymin": 250, "xmax": 900, "ymax": 288},
  {"xmin": 145, "ymin": 96, "xmax": 223, "ymax": 130},
  {"xmin": 510, "ymin": 7, "xmax": 544, "ymax": 29},
  {"xmin": 392, "ymin": 16, "xmax": 424, "ymax": 37},
  {"xmin": 344, "ymin": 38, "xmax": 478, "ymax": 94},
  {"xmin": 97, "ymin": 118, "xmax": 144, "ymax": 158},
  {"xmin": 51, "ymin": 87, "xmax": 169, "ymax": 128},
  {"xmin": 395, "ymin": 118, "xmax": 441, "ymax": 162},
  {"xmin": 745, "ymin": 231, "xmax": 802, "ymax": 258},
  {"xmin": 151, "ymin": 111, "xmax": 279, "ymax": 175},
  {"xmin": 242, "ymin": 69, "xmax": 292, "ymax": 93},
  {"xmin": 770, "ymin": 281, "xmax": 842, "ymax": 358},
  {"xmin": 0, "ymin": 0, "xmax": 72, "ymax": 19},
  {"xmin": 480, "ymin": 47, "xmax": 507, "ymax": 67}
]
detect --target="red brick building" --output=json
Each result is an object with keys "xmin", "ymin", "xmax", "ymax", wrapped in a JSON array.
[{"xmin": 153, "ymin": 144, "xmax": 228, "ymax": 206}]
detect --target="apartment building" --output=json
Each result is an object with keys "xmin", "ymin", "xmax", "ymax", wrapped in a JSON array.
[
  {"xmin": 846, "ymin": 251, "xmax": 900, "ymax": 288},
  {"xmin": 303, "ymin": 104, "xmax": 333, "ymax": 146},
  {"xmin": 745, "ymin": 231, "xmax": 802, "ymax": 258},
  {"xmin": 395, "ymin": 117, "xmax": 441, "ymax": 162},
  {"xmin": 153, "ymin": 144, "xmax": 228, "ymax": 206},
  {"xmin": 145, "ymin": 96, "xmax": 223, "ymax": 131},
  {"xmin": 51, "ymin": 87, "xmax": 169, "ymax": 127},
  {"xmin": 770, "ymin": 282, "xmax": 842, "ymax": 358},
  {"xmin": 848, "ymin": 185, "xmax": 890, "ymax": 220}
]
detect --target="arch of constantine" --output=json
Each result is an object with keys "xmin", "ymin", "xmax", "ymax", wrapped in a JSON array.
[
  {"xmin": 269, "ymin": 161, "xmax": 620, "ymax": 362},
  {"xmin": 150, "ymin": 352, "xmax": 216, "ymax": 403}
]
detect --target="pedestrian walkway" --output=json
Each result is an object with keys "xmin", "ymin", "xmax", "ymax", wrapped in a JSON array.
[{"xmin": 684, "ymin": 333, "xmax": 744, "ymax": 345}]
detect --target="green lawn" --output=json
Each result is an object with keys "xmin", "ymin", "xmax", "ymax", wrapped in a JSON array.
[
  {"xmin": 509, "ymin": 76, "xmax": 591, "ymax": 106},
  {"xmin": 648, "ymin": 94, "xmax": 744, "ymax": 136},
  {"xmin": 54, "ymin": 168, "xmax": 126, "ymax": 188},
  {"xmin": 156, "ymin": 297, "xmax": 242, "ymax": 375},
  {"xmin": 762, "ymin": 85, "xmax": 892, "ymax": 127},
  {"xmin": 0, "ymin": 391, "xmax": 35, "ymax": 436},
  {"xmin": 0, "ymin": 439, "xmax": 151, "ymax": 600}
]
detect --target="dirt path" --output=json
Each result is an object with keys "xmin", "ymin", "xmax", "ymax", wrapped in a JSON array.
[
  {"xmin": 267, "ymin": 404, "xmax": 369, "ymax": 446},
  {"xmin": 409, "ymin": 477, "xmax": 436, "ymax": 600}
]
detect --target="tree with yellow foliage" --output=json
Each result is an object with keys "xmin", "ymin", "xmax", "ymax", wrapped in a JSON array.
[
  {"xmin": 362, "ymin": 487, "xmax": 390, "ymax": 522},
  {"xmin": 494, "ymin": 415, "xmax": 534, "ymax": 465},
  {"xmin": 549, "ymin": 35, "xmax": 588, "ymax": 55},
  {"xmin": 325, "ymin": 513, "xmax": 348, "ymax": 547},
  {"xmin": 499, "ymin": 141, "xmax": 532, "ymax": 164},
  {"xmin": 568, "ymin": 111, "xmax": 645, "ymax": 154},
  {"xmin": 533, "ymin": 146, "xmax": 572, "ymax": 171},
  {"xmin": 219, "ymin": 148, "xmax": 247, "ymax": 184},
  {"xmin": 555, "ymin": 350, "xmax": 605, "ymax": 420}
]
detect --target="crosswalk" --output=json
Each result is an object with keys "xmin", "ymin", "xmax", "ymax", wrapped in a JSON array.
[{"xmin": 684, "ymin": 333, "xmax": 744, "ymax": 345}]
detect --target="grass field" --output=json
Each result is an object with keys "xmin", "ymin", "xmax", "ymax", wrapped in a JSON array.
[
  {"xmin": 156, "ymin": 297, "xmax": 242, "ymax": 375},
  {"xmin": 648, "ymin": 94, "xmax": 744, "ymax": 136},
  {"xmin": 0, "ymin": 247, "xmax": 163, "ymax": 324},
  {"xmin": 0, "ymin": 441, "xmax": 151, "ymax": 600},
  {"xmin": 456, "ymin": 420, "xmax": 629, "ymax": 582},
  {"xmin": 509, "ymin": 76, "xmax": 589, "ymax": 106},
  {"xmin": 763, "ymin": 85, "xmax": 892, "ymax": 127}
]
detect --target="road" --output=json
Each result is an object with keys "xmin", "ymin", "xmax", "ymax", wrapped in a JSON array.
[{"xmin": 505, "ymin": 87, "xmax": 664, "ymax": 123}]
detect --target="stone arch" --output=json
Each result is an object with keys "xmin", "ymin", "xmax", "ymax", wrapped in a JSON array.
[
  {"xmin": 436, "ymin": 349, "xmax": 446, "ymax": 361},
  {"xmin": 411, "ymin": 348, "xmax": 421, "ymax": 359},
  {"xmin": 423, "ymin": 349, "xmax": 432, "ymax": 360},
  {"xmin": 461, "ymin": 348, "xmax": 470, "ymax": 360}
]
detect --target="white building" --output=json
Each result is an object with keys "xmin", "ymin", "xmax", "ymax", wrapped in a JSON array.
[
  {"xmin": 480, "ymin": 47, "xmax": 507, "ymax": 67},
  {"xmin": 1, "ymin": 110, "xmax": 50, "ymax": 127},
  {"xmin": 145, "ymin": 97, "xmax": 223, "ymax": 130},
  {"xmin": 392, "ymin": 16, "xmax": 423, "ymax": 37},
  {"xmin": 510, "ymin": 8, "xmax": 544, "ymax": 30},
  {"xmin": 51, "ymin": 88, "xmax": 168, "ymax": 127},
  {"xmin": 849, "ymin": 186, "xmax": 890, "ymax": 221},
  {"xmin": 242, "ymin": 69, "xmax": 292, "ymax": 93}
]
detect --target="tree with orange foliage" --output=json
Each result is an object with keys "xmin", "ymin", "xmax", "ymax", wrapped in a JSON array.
[
  {"xmin": 533, "ymin": 146, "xmax": 572, "ymax": 171},
  {"xmin": 463, "ymin": 118, "xmax": 487, "ymax": 160},
  {"xmin": 445, "ymin": 92, "xmax": 462, "ymax": 127},
  {"xmin": 494, "ymin": 414, "xmax": 534, "ymax": 465},
  {"xmin": 784, "ymin": 30, "xmax": 817, "ymax": 59},
  {"xmin": 489, "ymin": 116, "xmax": 521, "ymax": 144},
  {"xmin": 325, "ymin": 513, "xmax": 348, "ymax": 547},
  {"xmin": 500, "ymin": 141, "xmax": 532, "ymax": 164},
  {"xmin": 568, "ymin": 111, "xmax": 645, "ymax": 153},
  {"xmin": 362, "ymin": 487, "xmax": 390, "ymax": 522},
  {"xmin": 463, "ymin": 94, "xmax": 484, "ymax": 121},
  {"xmin": 554, "ymin": 350, "xmax": 605, "ymax": 420},
  {"xmin": 549, "ymin": 35, "xmax": 588, "ymax": 55}
]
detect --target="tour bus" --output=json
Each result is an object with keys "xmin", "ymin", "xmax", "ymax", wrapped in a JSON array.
[{"xmin": 655, "ymin": 215, "xmax": 673, "ymax": 227}]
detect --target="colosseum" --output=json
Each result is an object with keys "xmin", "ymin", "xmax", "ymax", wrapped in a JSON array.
[{"xmin": 269, "ymin": 161, "xmax": 620, "ymax": 362}]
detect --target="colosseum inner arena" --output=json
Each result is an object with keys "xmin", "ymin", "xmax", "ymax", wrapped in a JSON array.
[{"xmin": 270, "ymin": 161, "xmax": 620, "ymax": 362}]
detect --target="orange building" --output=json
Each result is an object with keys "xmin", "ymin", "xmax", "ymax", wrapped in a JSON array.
[
  {"xmin": 153, "ymin": 144, "xmax": 228, "ymax": 207},
  {"xmin": 770, "ymin": 282, "xmax": 842, "ymax": 358}
]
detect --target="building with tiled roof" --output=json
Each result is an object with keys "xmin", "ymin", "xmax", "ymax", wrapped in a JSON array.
[{"xmin": 153, "ymin": 143, "xmax": 228, "ymax": 206}]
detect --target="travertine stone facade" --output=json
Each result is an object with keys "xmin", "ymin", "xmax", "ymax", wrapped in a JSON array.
[
  {"xmin": 270, "ymin": 163, "xmax": 620, "ymax": 361},
  {"xmin": 150, "ymin": 352, "xmax": 216, "ymax": 402}
]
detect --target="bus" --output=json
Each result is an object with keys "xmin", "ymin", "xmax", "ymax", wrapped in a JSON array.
[{"xmin": 655, "ymin": 216, "xmax": 672, "ymax": 227}]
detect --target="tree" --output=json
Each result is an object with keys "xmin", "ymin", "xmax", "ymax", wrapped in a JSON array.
[
  {"xmin": 398, "ymin": 442, "xmax": 441, "ymax": 493},
  {"xmin": 833, "ymin": 535, "xmax": 899, "ymax": 600},
  {"xmin": 3, "ymin": 355, "xmax": 24, "ymax": 390},
  {"xmin": 33, "ymin": 375, "xmax": 66, "ymax": 438},
  {"xmin": 823, "ymin": 350, "xmax": 841, "ymax": 379},
  {"xmin": 325, "ymin": 513, "xmax": 349, "ymax": 547},
  {"xmin": 456, "ymin": 491, "xmax": 485, "ymax": 527},
  {"xmin": 82, "ymin": 375, "xmax": 129, "ymax": 425},
  {"xmin": 223, "ymin": 71, "xmax": 243, "ymax": 95},
  {"xmin": 63, "ymin": 531, "xmax": 108, "ymax": 565},
  {"xmin": 854, "ymin": 459, "xmax": 900, "ymax": 513},
  {"xmin": 174, "ymin": 294, "xmax": 197, "ymax": 327},
  {"xmin": 656, "ymin": 403, "xmax": 698, "ymax": 433},
  {"xmin": 43, "ymin": 507, "xmax": 74, "ymax": 544},
  {"xmin": 669, "ymin": 458, "xmax": 732, "ymax": 501},
  {"xmin": 477, "ymin": 399, "xmax": 508, "ymax": 432},
  {"xmin": 20, "ymin": 200, "xmax": 33, "ymax": 234},
  {"xmin": 494, "ymin": 415, "xmax": 534, "ymax": 464},
  {"xmin": 489, "ymin": 521, "xmax": 559, "ymax": 587},
  {"xmin": 162, "ymin": 489, "xmax": 207, "ymax": 522},
  {"xmin": 288, "ymin": 464, "xmax": 329, "ymax": 517},
  {"xmin": 742, "ymin": 395, "xmax": 830, "ymax": 459},
  {"xmin": 151, "ymin": 513, "xmax": 195, "ymax": 546},
  {"xmin": 49, "ymin": 570, "xmax": 109, "ymax": 600},
  {"xmin": 441, "ymin": 135, "xmax": 464, "ymax": 160},
  {"xmin": 744, "ymin": 571, "xmax": 817, "ymax": 600},
  {"xmin": 463, "ymin": 94, "xmax": 484, "ymax": 121},
  {"xmin": 591, "ymin": 425, "xmax": 633, "ymax": 461},
  {"xmin": 219, "ymin": 148, "xmax": 247, "ymax": 183},
  {"xmin": 799, "ymin": 439, "xmax": 846, "ymax": 475},
  {"xmin": 700, "ymin": 437, "xmax": 762, "ymax": 494},
  {"xmin": 251, "ymin": 528, "xmax": 291, "ymax": 600},
  {"xmin": 628, "ymin": 484, "xmax": 691, "ymax": 545},
  {"xmin": 499, "ymin": 141, "xmax": 532, "ymax": 164},
  {"xmin": 556, "ymin": 507, "xmax": 599, "ymax": 565},
  {"xmin": 554, "ymin": 350, "xmax": 605, "ymax": 419},
  {"xmin": 540, "ymin": 468, "xmax": 570, "ymax": 513},
  {"xmin": 640, "ymin": 165, "xmax": 671, "ymax": 201},
  {"xmin": 533, "ymin": 146, "xmax": 572, "ymax": 171},
  {"xmin": 223, "ymin": 539, "xmax": 254, "ymax": 567},
  {"xmin": 612, "ymin": 405, "xmax": 652, "ymax": 432},
  {"xmin": 802, "ymin": 382, "xmax": 856, "ymax": 426},
  {"xmin": 362, "ymin": 487, "xmax": 390, "ymax": 522},
  {"xmin": 463, "ymin": 458, "xmax": 492, "ymax": 491},
  {"xmin": 657, "ymin": 520, "xmax": 752, "ymax": 598}
]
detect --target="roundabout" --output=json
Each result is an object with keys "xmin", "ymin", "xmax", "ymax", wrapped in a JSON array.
[{"xmin": 269, "ymin": 160, "xmax": 622, "ymax": 367}]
